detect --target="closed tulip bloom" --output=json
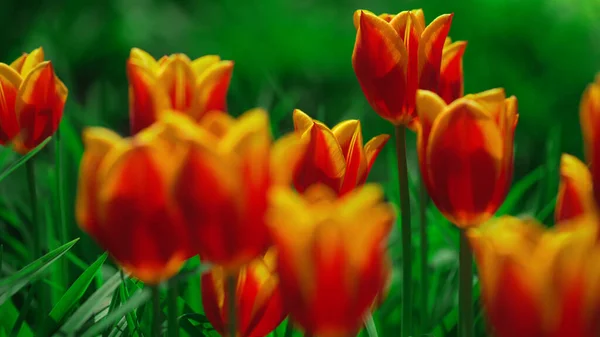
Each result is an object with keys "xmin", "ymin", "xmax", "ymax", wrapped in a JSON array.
[
  {"xmin": 415, "ymin": 88, "xmax": 518, "ymax": 227},
  {"xmin": 352, "ymin": 9, "xmax": 453, "ymax": 126},
  {"xmin": 162, "ymin": 109, "xmax": 306, "ymax": 270},
  {"xmin": 292, "ymin": 109, "xmax": 389, "ymax": 195},
  {"xmin": 202, "ymin": 249, "xmax": 286, "ymax": 337},
  {"xmin": 0, "ymin": 47, "xmax": 67, "ymax": 153},
  {"xmin": 267, "ymin": 184, "xmax": 394, "ymax": 336},
  {"xmin": 126, "ymin": 48, "xmax": 234, "ymax": 134},
  {"xmin": 439, "ymin": 38, "xmax": 467, "ymax": 104},
  {"xmin": 555, "ymin": 154, "xmax": 595, "ymax": 223},
  {"xmin": 468, "ymin": 215, "xmax": 600, "ymax": 337},
  {"xmin": 580, "ymin": 74, "xmax": 600, "ymax": 209},
  {"xmin": 75, "ymin": 123, "xmax": 191, "ymax": 284}
]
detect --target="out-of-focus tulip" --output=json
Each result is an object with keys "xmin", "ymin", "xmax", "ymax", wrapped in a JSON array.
[
  {"xmin": 162, "ymin": 109, "xmax": 306, "ymax": 270},
  {"xmin": 75, "ymin": 123, "xmax": 191, "ymax": 284},
  {"xmin": 126, "ymin": 48, "xmax": 234, "ymax": 134},
  {"xmin": 580, "ymin": 74, "xmax": 600, "ymax": 209},
  {"xmin": 202, "ymin": 249, "xmax": 286, "ymax": 337},
  {"xmin": 468, "ymin": 215, "xmax": 600, "ymax": 337},
  {"xmin": 292, "ymin": 109, "xmax": 389, "ymax": 195},
  {"xmin": 352, "ymin": 9, "xmax": 453, "ymax": 126},
  {"xmin": 555, "ymin": 154, "xmax": 595, "ymax": 223},
  {"xmin": 439, "ymin": 38, "xmax": 467, "ymax": 104},
  {"xmin": 415, "ymin": 88, "xmax": 518, "ymax": 227},
  {"xmin": 0, "ymin": 47, "xmax": 68, "ymax": 153},
  {"xmin": 267, "ymin": 184, "xmax": 394, "ymax": 336}
]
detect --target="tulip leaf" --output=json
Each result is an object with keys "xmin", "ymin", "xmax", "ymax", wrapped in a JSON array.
[
  {"xmin": 80, "ymin": 287, "xmax": 151, "ymax": 337},
  {"xmin": 363, "ymin": 314, "xmax": 379, "ymax": 337},
  {"xmin": 0, "ymin": 137, "xmax": 53, "ymax": 183},
  {"xmin": 43, "ymin": 252, "xmax": 108, "ymax": 333},
  {"xmin": 60, "ymin": 271, "xmax": 127, "ymax": 334},
  {"xmin": 496, "ymin": 165, "xmax": 545, "ymax": 216},
  {"xmin": 0, "ymin": 237, "xmax": 79, "ymax": 306}
]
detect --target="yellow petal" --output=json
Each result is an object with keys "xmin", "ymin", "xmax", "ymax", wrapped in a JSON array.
[
  {"xmin": 270, "ymin": 132, "xmax": 308, "ymax": 186},
  {"xmin": 292, "ymin": 109, "xmax": 315, "ymax": 136},
  {"xmin": 196, "ymin": 60, "xmax": 234, "ymax": 117},
  {"xmin": 415, "ymin": 90, "xmax": 447, "ymax": 134},
  {"xmin": 353, "ymin": 9, "xmax": 377, "ymax": 30},
  {"xmin": 129, "ymin": 48, "xmax": 159, "ymax": 73},
  {"xmin": 20, "ymin": 47, "xmax": 45, "ymax": 76},
  {"xmin": 157, "ymin": 54, "xmax": 197, "ymax": 115},
  {"xmin": 191, "ymin": 55, "xmax": 221, "ymax": 76},
  {"xmin": 469, "ymin": 88, "xmax": 506, "ymax": 121}
]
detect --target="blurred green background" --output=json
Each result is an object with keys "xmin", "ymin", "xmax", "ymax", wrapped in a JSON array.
[{"xmin": 1, "ymin": 0, "xmax": 600, "ymax": 335}]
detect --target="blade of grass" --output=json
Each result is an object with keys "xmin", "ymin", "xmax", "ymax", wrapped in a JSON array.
[
  {"xmin": 9, "ymin": 286, "xmax": 34, "ymax": 337},
  {"xmin": 0, "ymin": 238, "xmax": 79, "ymax": 306},
  {"xmin": 0, "ymin": 137, "xmax": 52, "ymax": 183},
  {"xmin": 496, "ymin": 166, "xmax": 545, "ymax": 216},
  {"xmin": 0, "ymin": 299, "xmax": 33, "ymax": 337}
]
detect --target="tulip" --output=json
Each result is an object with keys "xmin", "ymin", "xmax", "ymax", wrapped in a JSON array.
[
  {"xmin": 292, "ymin": 109, "xmax": 389, "ymax": 195},
  {"xmin": 580, "ymin": 74, "xmax": 600, "ymax": 209},
  {"xmin": 126, "ymin": 48, "xmax": 234, "ymax": 134},
  {"xmin": 439, "ymin": 38, "xmax": 467, "ymax": 104},
  {"xmin": 75, "ymin": 123, "xmax": 191, "ymax": 284},
  {"xmin": 555, "ymin": 154, "xmax": 595, "ymax": 223},
  {"xmin": 161, "ymin": 109, "xmax": 306, "ymax": 270},
  {"xmin": 415, "ymin": 88, "xmax": 518, "ymax": 228},
  {"xmin": 202, "ymin": 249, "xmax": 286, "ymax": 337},
  {"xmin": 468, "ymin": 215, "xmax": 600, "ymax": 337},
  {"xmin": 267, "ymin": 184, "xmax": 394, "ymax": 336},
  {"xmin": 352, "ymin": 9, "xmax": 453, "ymax": 126},
  {"xmin": 0, "ymin": 47, "xmax": 67, "ymax": 153}
]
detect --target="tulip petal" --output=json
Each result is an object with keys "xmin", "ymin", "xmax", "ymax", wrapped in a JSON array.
[
  {"xmin": 127, "ymin": 59, "xmax": 164, "ymax": 135},
  {"xmin": 352, "ymin": 11, "xmax": 410, "ymax": 124},
  {"xmin": 198, "ymin": 110, "xmax": 235, "ymax": 138},
  {"xmin": 20, "ymin": 47, "xmax": 45, "ymax": 76},
  {"xmin": 361, "ymin": 134, "xmax": 390, "ymax": 184},
  {"xmin": 129, "ymin": 48, "xmax": 158, "ymax": 72},
  {"xmin": 270, "ymin": 132, "xmax": 308, "ymax": 186},
  {"xmin": 411, "ymin": 9, "xmax": 426, "ymax": 29},
  {"xmin": 580, "ymin": 75, "xmax": 600, "ymax": 208},
  {"xmin": 196, "ymin": 60, "xmax": 234, "ymax": 118},
  {"xmin": 10, "ymin": 53, "xmax": 27, "ymax": 73},
  {"xmin": 0, "ymin": 64, "xmax": 22, "ymax": 145},
  {"xmin": 439, "ymin": 40, "xmax": 466, "ymax": 104},
  {"xmin": 418, "ymin": 14, "xmax": 453, "ymax": 92},
  {"xmin": 15, "ymin": 61, "xmax": 67, "ymax": 153},
  {"xmin": 469, "ymin": 88, "xmax": 506, "ymax": 123},
  {"xmin": 415, "ymin": 90, "xmax": 447, "ymax": 192},
  {"xmin": 158, "ymin": 55, "xmax": 197, "ymax": 115},
  {"xmin": 191, "ymin": 55, "xmax": 221, "ymax": 76},
  {"xmin": 352, "ymin": 9, "xmax": 377, "ymax": 29},
  {"xmin": 332, "ymin": 120, "xmax": 366, "ymax": 194},
  {"xmin": 426, "ymin": 100, "xmax": 503, "ymax": 227},
  {"xmin": 292, "ymin": 108, "xmax": 315, "ymax": 135},
  {"xmin": 555, "ymin": 154, "xmax": 594, "ymax": 223}
]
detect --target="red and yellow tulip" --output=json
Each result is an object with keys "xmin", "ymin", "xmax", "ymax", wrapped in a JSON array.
[
  {"xmin": 267, "ymin": 184, "xmax": 394, "ymax": 336},
  {"xmin": 162, "ymin": 109, "xmax": 306, "ymax": 270},
  {"xmin": 292, "ymin": 109, "xmax": 389, "ymax": 195},
  {"xmin": 415, "ymin": 88, "xmax": 518, "ymax": 227},
  {"xmin": 468, "ymin": 215, "xmax": 600, "ymax": 337},
  {"xmin": 75, "ymin": 123, "xmax": 191, "ymax": 284},
  {"xmin": 126, "ymin": 48, "xmax": 233, "ymax": 134},
  {"xmin": 0, "ymin": 47, "xmax": 68, "ymax": 153},
  {"xmin": 439, "ymin": 38, "xmax": 467, "ymax": 104},
  {"xmin": 580, "ymin": 74, "xmax": 600, "ymax": 209},
  {"xmin": 202, "ymin": 249, "xmax": 286, "ymax": 337},
  {"xmin": 555, "ymin": 154, "xmax": 595, "ymax": 223},
  {"xmin": 352, "ymin": 9, "xmax": 453, "ymax": 126}
]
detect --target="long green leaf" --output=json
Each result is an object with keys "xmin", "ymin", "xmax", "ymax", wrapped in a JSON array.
[
  {"xmin": 0, "ymin": 238, "xmax": 79, "ymax": 305},
  {"xmin": 45, "ymin": 252, "xmax": 108, "ymax": 331},
  {"xmin": 60, "ymin": 271, "xmax": 127, "ymax": 334},
  {"xmin": 496, "ymin": 166, "xmax": 545, "ymax": 216},
  {"xmin": 0, "ymin": 137, "xmax": 52, "ymax": 183}
]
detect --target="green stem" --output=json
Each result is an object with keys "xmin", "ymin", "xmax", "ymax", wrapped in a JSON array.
[
  {"xmin": 226, "ymin": 273, "xmax": 238, "ymax": 337},
  {"xmin": 26, "ymin": 159, "xmax": 42, "ymax": 257},
  {"xmin": 152, "ymin": 286, "xmax": 161, "ymax": 337},
  {"xmin": 459, "ymin": 229, "xmax": 473, "ymax": 337},
  {"xmin": 395, "ymin": 125, "xmax": 412, "ymax": 337},
  {"xmin": 167, "ymin": 280, "xmax": 179, "ymax": 337},
  {"xmin": 419, "ymin": 178, "xmax": 429, "ymax": 332},
  {"xmin": 283, "ymin": 319, "xmax": 294, "ymax": 337},
  {"xmin": 55, "ymin": 127, "xmax": 69, "ymax": 280}
]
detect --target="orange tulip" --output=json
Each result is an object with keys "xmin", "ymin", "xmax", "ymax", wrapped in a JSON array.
[
  {"xmin": 75, "ymin": 123, "xmax": 191, "ymax": 284},
  {"xmin": 352, "ymin": 9, "xmax": 453, "ymax": 126},
  {"xmin": 126, "ymin": 48, "xmax": 233, "ymax": 134},
  {"xmin": 555, "ymin": 154, "xmax": 595, "ymax": 223},
  {"xmin": 415, "ymin": 88, "xmax": 518, "ymax": 227},
  {"xmin": 0, "ymin": 47, "xmax": 68, "ymax": 153},
  {"xmin": 468, "ymin": 215, "xmax": 600, "ymax": 337},
  {"xmin": 267, "ymin": 184, "xmax": 394, "ymax": 336},
  {"xmin": 292, "ymin": 109, "xmax": 389, "ymax": 195},
  {"xmin": 580, "ymin": 74, "xmax": 600, "ymax": 209},
  {"xmin": 202, "ymin": 249, "xmax": 286, "ymax": 337},
  {"xmin": 162, "ymin": 109, "xmax": 306, "ymax": 270},
  {"xmin": 439, "ymin": 38, "xmax": 467, "ymax": 104}
]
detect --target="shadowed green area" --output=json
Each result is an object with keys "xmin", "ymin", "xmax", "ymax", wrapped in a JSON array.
[{"xmin": 0, "ymin": 0, "xmax": 599, "ymax": 335}]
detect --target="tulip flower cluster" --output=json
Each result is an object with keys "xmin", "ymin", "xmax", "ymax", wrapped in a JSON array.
[{"xmin": 8, "ymin": 4, "xmax": 599, "ymax": 337}]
